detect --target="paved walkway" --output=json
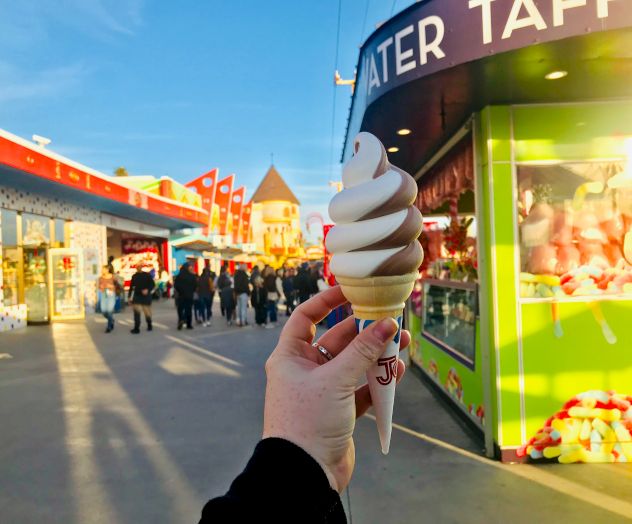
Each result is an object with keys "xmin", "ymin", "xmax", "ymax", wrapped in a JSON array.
[{"xmin": 1, "ymin": 300, "xmax": 632, "ymax": 523}]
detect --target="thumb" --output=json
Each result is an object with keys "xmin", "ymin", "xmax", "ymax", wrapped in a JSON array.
[{"xmin": 329, "ymin": 318, "xmax": 399, "ymax": 388}]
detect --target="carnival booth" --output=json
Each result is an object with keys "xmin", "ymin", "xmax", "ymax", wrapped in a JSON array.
[{"xmin": 342, "ymin": 0, "xmax": 632, "ymax": 462}]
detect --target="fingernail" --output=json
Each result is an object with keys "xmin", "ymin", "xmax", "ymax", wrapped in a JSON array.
[{"xmin": 374, "ymin": 318, "xmax": 398, "ymax": 343}]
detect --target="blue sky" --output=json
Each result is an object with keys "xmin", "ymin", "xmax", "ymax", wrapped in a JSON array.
[{"xmin": 0, "ymin": 0, "xmax": 415, "ymax": 238}]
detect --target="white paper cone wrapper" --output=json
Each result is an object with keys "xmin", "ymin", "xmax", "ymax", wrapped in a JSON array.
[{"xmin": 356, "ymin": 315, "xmax": 402, "ymax": 454}]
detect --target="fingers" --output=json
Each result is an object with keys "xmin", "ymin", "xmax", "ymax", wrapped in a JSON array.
[
  {"xmin": 313, "ymin": 317, "xmax": 357, "ymax": 357},
  {"xmin": 354, "ymin": 359, "xmax": 406, "ymax": 418},
  {"xmin": 279, "ymin": 287, "xmax": 347, "ymax": 347},
  {"xmin": 326, "ymin": 318, "xmax": 399, "ymax": 388}
]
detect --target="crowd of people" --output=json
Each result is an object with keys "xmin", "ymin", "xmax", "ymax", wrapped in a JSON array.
[{"xmin": 97, "ymin": 259, "xmax": 331, "ymax": 334}]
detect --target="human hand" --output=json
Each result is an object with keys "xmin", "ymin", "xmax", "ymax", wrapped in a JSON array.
[{"xmin": 262, "ymin": 286, "xmax": 409, "ymax": 493}]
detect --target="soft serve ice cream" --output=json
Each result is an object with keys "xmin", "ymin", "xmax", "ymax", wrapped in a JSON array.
[
  {"xmin": 326, "ymin": 132, "xmax": 423, "ymax": 454},
  {"xmin": 326, "ymin": 132, "xmax": 423, "ymax": 278}
]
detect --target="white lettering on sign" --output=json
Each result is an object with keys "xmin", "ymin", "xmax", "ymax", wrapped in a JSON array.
[
  {"xmin": 377, "ymin": 37, "xmax": 394, "ymax": 82},
  {"xmin": 368, "ymin": 53, "xmax": 381, "ymax": 94},
  {"xmin": 597, "ymin": 0, "xmax": 615, "ymax": 18},
  {"xmin": 553, "ymin": 0, "xmax": 587, "ymax": 26},
  {"xmin": 502, "ymin": 0, "xmax": 547, "ymax": 40},
  {"xmin": 418, "ymin": 15, "xmax": 446, "ymax": 65},
  {"xmin": 395, "ymin": 24, "xmax": 416, "ymax": 75},
  {"xmin": 469, "ymin": 0, "xmax": 496, "ymax": 44}
]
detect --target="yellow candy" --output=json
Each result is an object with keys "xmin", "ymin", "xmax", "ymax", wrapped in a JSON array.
[
  {"xmin": 580, "ymin": 397, "xmax": 597, "ymax": 409},
  {"xmin": 568, "ymin": 407, "xmax": 621, "ymax": 422},
  {"xmin": 592, "ymin": 418, "xmax": 616, "ymax": 443},
  {"xmin": 583, "ymin": 450, "xmax": 615, "ymax": 463},
  {"xmin": 534, "ymin": 274, "xmax": 561, "ymax": 287},
  {"xmin": 543, "ymin": 446, "xmax": 562, "ymax": 459},
  {"xmin": 619, "ymin": 442, "xmax": 632, "ymax": 461},
  {"xmin": 559, "ymin": 446, "xmax": 586, "ymax": 464},
  {"xmin": 612, "ymin": 423, "xmax": 632, "ymax": 443},
  {"xmin": 520, "ymin": 272, "xmax": 537, "ymax": 283},
  {"xmin": 580, "ymin": 419, "xmax": 592, "ymax": 441}
]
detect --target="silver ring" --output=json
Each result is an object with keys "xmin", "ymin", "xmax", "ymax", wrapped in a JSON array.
[{"xmin": 312, "ymin": 342, "xmax": 334, "ymax": 361}]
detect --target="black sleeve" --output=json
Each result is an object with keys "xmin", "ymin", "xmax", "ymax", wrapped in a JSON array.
[
  {"xmin": 199, "ymin": 438, "xmax": 346, "ymax": 524},
  {"xmin": 128, "ymin": 276, "xmax": 134, "ymax": 299}
]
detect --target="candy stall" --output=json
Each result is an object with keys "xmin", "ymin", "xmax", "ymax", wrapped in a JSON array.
[{"xmin": 340, "ymin": 0, "xmax": 632, "ymax": 462}]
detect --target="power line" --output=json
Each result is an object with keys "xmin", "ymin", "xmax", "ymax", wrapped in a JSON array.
[
  {"xmin": 359, "ymin": 0, "xmax": 370, "ymax": 44},
  {"xmin": 390, "ymin": 0, "xmax": 398, "ymax": 16},
  {"xmin": 329, "ymin": 0, "xmax": 343, "ymax": 182}
]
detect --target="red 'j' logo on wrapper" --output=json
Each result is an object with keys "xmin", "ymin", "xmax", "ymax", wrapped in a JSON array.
[{"xmin": 376, "ymin": 356, "xmax": 398, "ymax": 385}]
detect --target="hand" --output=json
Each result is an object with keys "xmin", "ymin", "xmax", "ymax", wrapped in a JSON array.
[
  {"xmin": 263, "ymin": 286, "xmax": 409, "ymax": 493},
  {"xmin": 141, "ymin": 289, "xmax": 149, "ymax": 296}
]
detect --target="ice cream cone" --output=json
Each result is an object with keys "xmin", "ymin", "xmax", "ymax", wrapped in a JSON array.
[{"xmin": 337, "ymin": 272, "xmax": 418, "ymax": 454}]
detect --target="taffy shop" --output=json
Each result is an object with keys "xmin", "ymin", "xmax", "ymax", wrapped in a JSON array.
[{"xmin": 341, "ymin": 0, "xmax": 632, "ymax": 462}]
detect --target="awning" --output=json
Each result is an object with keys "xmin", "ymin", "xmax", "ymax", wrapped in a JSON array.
[{"xmin": 0, "ymin": 129, "xmax": 209, "ymax": 230}]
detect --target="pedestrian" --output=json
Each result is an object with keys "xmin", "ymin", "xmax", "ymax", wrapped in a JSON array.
[
  {"xmin": 249, "ymin": 264, "xmax": 260, "ymax": 286},
  {"xmin": 220, "ymin": 283, "xmax": 236, "ymax": 326},
  {"xmin": 251, "ymin": 276, "xmax": 268, "ymax": 327},
  {"xmin": 282, "ymin": 267, "xmax": 296, "ymax": 316},
  {"xmin": 98, "ymin": 265, "xmax": 117, "ymax": 333},
  {"xmin": 197, "ymin": 266, "xmax": 215, "ymax": 327},
  {"xmin": 216, "ymin": 265, "xmax": 232, "ymax": 317},
  {"xmin": 174, "ymin": 263, "xmax": 198, "ymax": 330},
  {"xmin": 234, "ymin": 263, "xmax": 250, "ymax": 326},
  {"xmin": 294, "ymin": 262, "xmax": 312, "ymax": 304},
  {"xmin": 128, "ymin": 264, "xmax": 155, "ymax": 334},
  {"xmin": 198, "ymin": 286, "xmax": 409, "ymax": 523},
  {"xmin": 263, "ymin": 266, "xmax": 283, "ymax": 328}
]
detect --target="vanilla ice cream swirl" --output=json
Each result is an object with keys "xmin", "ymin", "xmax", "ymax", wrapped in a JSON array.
[{"xmin": 327, "ymin": 132, "xmax": 423, "ymax": 278}]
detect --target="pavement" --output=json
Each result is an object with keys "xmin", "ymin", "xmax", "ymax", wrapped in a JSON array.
[{"xmin": 1, "ymin": 299, "xmax": 632, "ymax": 524}]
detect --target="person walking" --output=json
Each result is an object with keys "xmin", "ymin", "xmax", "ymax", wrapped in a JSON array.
[
  {"xmin": 282, "ymin": 267, "xmax": 296, "ymax": 316},
  {"xmin": 294, "ymin": 263, "xmax": 312, "ymax": 304},
  {"xmin": 251, "ymin": 276, "xmax": 268, "ymax": 327},
  {"xmin": 263, "ymin": 266, "xmax": 283, "ymax": 328},
  {"xmin": 174, "ymin": 263, "xmax": 198, "ymax": 330},
  {"xmin": 197, "ymin": 266, "xmax": 215, "ymax": 327},
  {"xmin": 216, "ymin": 266, "xmax": 232, "ymax": 317},
  {"xmin": 234, "ymin": 263, "xmax": 250, "ymax": 327},
  {"xmin": 98, "ymin": 265, "xmax": 117, "ymax": 333},
  {"xmin": 128, "ymin": 264, "xmax": 155, "ymax": 334},
  {"xmin": 249, "ymin": 264, "xmax": 260, "ymax": 287},
  {"xmin": 220, "ymin": 283, "xmax": 236, "ymax": 326}
]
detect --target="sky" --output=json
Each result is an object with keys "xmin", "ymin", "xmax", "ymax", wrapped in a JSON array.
[{"xmin": 0, "ymin": 0, "xmax": 416, "ymax": 242}]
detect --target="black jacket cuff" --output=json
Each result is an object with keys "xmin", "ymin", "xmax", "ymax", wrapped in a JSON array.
[{"xmin": 200, "ymin": 438, "xmax": 346, "ymax": 523}]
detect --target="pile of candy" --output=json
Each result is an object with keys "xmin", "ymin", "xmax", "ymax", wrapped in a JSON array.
[
  {"xmin": 518, "ymin": 390, "xmax": 632, "ymax": 463},
  {"xmin": 520, "ymin": 265, "xmax": 632, "ymax": 298}
]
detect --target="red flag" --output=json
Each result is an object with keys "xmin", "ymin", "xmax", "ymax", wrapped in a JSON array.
[
  {"xmin": 231, "ymin": 186, "xmax": 246, "ymax": 244},
  {"xmin": 186, "ymin": 169, "xmax": 218, "ymax": 233},
  {"xmin": 241, "ymin": 201, "xmax": 253, "ymax": 244},
  {"xmin": 215, "ymin": 174, "xmax": 235, "ymax": 235}
]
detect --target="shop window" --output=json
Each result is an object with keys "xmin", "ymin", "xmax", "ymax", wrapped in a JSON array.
[
  {"xmin": 517, "ymin": 161, "xmax": 632, "ymax": 299},
  {"xmin": 1, "ymin": 209, "xmax": 19, "ymax": 306},
  {"xmin": 21, "ymin": 213, "xmax": 50, "ymax": 247},
  {"xmin": 53, "ymin": 219, "xmax": 66, "ymax": 247}
]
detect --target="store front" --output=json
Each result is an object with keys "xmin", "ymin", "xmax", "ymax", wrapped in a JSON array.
[
  {"xmin": 343, "ymin": 1, "xmax": 632, "ymax": 463},
  {"xmin": 0, "ymin": 129, "xmax": 209, "ymax": 331}
]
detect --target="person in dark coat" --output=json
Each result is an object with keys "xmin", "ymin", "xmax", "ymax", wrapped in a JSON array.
[
  {"xmin": 282, "ymin": 267, "xmax": 296, "ymax": 316},
  {"xmin": 174, "ymin": 263, "xmax": 198, "ymax": 330},
  {"xmin": 293, "ymin": 263, "xmax": 312, "ymax": 304},
  {"xmin": 216, "ymin": 265, "xmax": 232, "ymax": 317},
  {"xmin": 220, "ymin": 284, "xmax": 236, "ymax": 326},
  {"xmin": 250, "ymin": 276, "xmax": 268, "ymax": 326},
  {"xmin": 233, "ymin": 263, "xmax": 250, "ymax": 326},
  {"xmin": 198, "ymin": 286, "xmax": 408, "ymax": 524},
  {"xmin": 128, "ymin": 265, "xmax": 155, "ymax": 334},
  {"xmin": 197, "ymin": 267, "xmax": 215, "ymax": 327}
]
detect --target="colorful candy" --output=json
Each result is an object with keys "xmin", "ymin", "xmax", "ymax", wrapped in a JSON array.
[{"xmin": 518, "ymin": 390, "xmax": 632, "ymax": 463}]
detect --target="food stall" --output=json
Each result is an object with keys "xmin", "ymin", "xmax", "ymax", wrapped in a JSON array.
[{"xmin": 341, "ymin": 1, "xmax": 632, "ymax": 462}]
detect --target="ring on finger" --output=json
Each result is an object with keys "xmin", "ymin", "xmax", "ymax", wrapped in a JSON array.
[{"xmin": 312, "ymin": 342, "xmax": 334, "ymax": 361}]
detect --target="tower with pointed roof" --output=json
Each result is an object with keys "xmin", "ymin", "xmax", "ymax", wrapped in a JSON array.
[{"xmin": 249, "ymin": 165, "xmax": 304, "ymax": 264}]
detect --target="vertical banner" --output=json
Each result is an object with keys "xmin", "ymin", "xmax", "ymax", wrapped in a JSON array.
[
  {"xmin": 215, "ymin": 174, "xmax": 235, "ymax": 236},
  {"xmin": 241, "ymin": 201, "xmax": 252, "ymax": 244},
  {"xmin": 186, "ymin": 169, "xmax": 219, "ymax": 234},
  {"xmin": 230, "ymin": 186, "xmax": 246, "ymax": 244}
]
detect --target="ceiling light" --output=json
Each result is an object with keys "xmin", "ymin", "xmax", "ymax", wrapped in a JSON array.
[
  {"xmin": 397, "ymin": 128, "xmax": 412, "ymax": 136},
  {"xmin": 545, "ymin": 70, "xmax": 568, "ymax": 80},
  {"xmin": 387, "ymin": 147, "xmax": 399, "ymax": 153}
]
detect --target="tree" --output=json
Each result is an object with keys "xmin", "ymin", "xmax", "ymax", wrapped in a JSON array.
[{"xmin": 114, "ymin": 166, "xmax": 129, "ymax": 177}]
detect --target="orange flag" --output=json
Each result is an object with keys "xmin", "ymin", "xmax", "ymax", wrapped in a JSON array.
[
  {"xmin": 186, "ymin": 169, "xmax": 218, "ymax": 234},
  {"xmin": 215, "ymin": 174, "xmax": 235, "ymax": 236},
  {"xmin": 231, "ymin": 186, "xmax": 246, "ymax": 244},
  {"xmin": 241, "ymin": 201, "xmax": 253, "ymax": 244}
]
